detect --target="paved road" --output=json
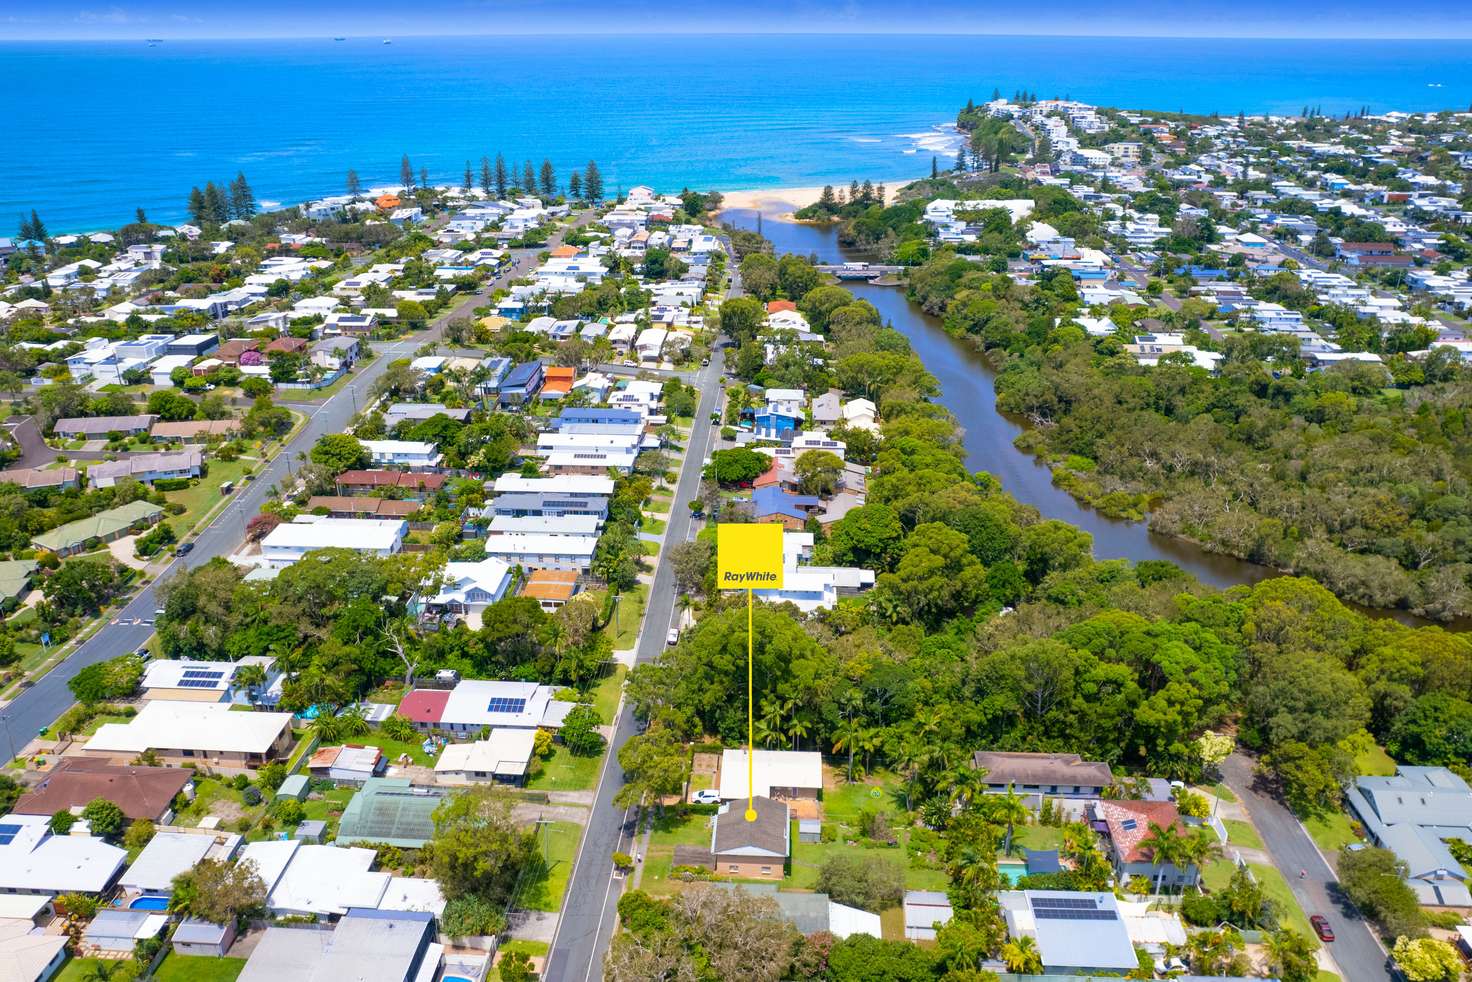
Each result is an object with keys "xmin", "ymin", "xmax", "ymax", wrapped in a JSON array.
[
  {"xmin": 2, "ymin": 415, "xmax": 53, "ymax": 470},
  {"xmin": 542, "ymin": 259, "xmax": 739, "ymax": 982},
  {"xmin": 0, "ymin": 216, "xmax": 594, "ymax": 765},
  {"xmin": 1219, "ymin": 753, "xmax": 1392, "ymax": 982}
]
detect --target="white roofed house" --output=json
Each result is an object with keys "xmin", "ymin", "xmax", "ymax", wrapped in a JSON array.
[
  {"xmin": 81, "ymin": 701, "xmax": 294, "ymax": 769},
  {"xmin": 841, "ymin": 398, "xmax": 878, "ymax": 433},
  {"xmin": 361, "ymin": 439, "xmax": 442, "ymax": 471},
  {"xmin": 0, "ymin": 813, "xmax": 127, "ymax": 895},
  {"xmin": 434, "ymin": 728, "xmax": 538, "ymax": 785},
  {"xmin": 87, "ymin": 448, "xmax": 203, "ymax": 488},
  {"xmin": 482, "ymin": 532, "xmax": 598, "ymax": 571},
  {"xmin": 140, "ymin": 655, "xmax": 282, "ymax": 705},
  {"xmin": 635, "ymin": 327, "xmax": 669, "ymax": 364},
  {"xmin": 414, "ymin": 557, "xmax": 514, "ymax": 628},
  {"xmin": 719, "ymin": 749, "xmax": 824, "ymax": 813},
  {"xmin": 259, "ymin": 517, "xmax": 407, "ymax": 568},
  {"xmin": 436, "ymin": 679, "xmax": 576, "ymax": 736}
]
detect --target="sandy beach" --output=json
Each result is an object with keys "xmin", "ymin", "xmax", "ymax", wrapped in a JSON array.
[{"xmin": 715, "ymin": 178, "xmax": 918, "ymax": 217}]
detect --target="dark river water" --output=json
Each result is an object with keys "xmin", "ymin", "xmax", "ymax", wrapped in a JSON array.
[{"xmin": 723, "ymin": 203, "xmax": 1452, "ymax": 628}]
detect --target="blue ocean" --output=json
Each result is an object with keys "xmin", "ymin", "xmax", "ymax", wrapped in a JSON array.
[{"xmin": 2, "ymin": 34, "xmax": 1471, "ymax": 232}]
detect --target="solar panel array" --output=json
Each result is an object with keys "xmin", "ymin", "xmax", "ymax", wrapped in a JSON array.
[
  {"xmin": 182, "ymin": 669, "xmax": 226, "ymax": 680},
  {"xmin": 177, "ymin": 679, "xmax": 220, "ymax": 688},
  {"xmin": 486, "ymin": 697, "xmax": 528, "ymax": 715},
  {"xmin": 1120, "ymin": 818, "xmax": 1137, "ymax": 831},
  {"xmin": 1033, "ymin": 896, "xmax": 1117, "ymax": 922},
  {"xmin": 0, "ymin": 823, "xmax": 22, "ymax": 846}
]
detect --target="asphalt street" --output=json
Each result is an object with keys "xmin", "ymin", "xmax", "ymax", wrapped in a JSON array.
[
  {"xmin": 541, "ymin": 258, "xmax": 739, "ymax": 982},
  {"xmin": 1220, "ymin": 753, "xmax": 1392, "ymax": 982}
]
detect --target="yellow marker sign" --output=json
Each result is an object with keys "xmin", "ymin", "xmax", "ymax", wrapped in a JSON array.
[
  {"xmin": 716, "ymin": 523, "xmax": 785, "ymax": 822},
  {"xmin": 716, "ymin": 523, "xmax": 784, "ymax": 591}
]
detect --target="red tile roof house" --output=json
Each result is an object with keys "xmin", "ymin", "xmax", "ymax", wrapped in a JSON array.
[
  {"xmin": 1094, "ymin": 799, "xmax": 1201, "ymax": 891},
  {"xmin": 397, "ymin": 689, "xmax": 451, "ymax": 733}
]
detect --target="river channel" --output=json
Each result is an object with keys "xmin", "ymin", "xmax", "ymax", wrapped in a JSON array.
[{"xmin": 722, "ymin": 203, "xmax": 1304, "ymax": 596}]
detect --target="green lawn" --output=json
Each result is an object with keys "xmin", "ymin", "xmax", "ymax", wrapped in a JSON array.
[
  {"xmin": 489, "ymin": 940, "xmax": 550, "ymax": 982},
  {"xmin": 297, "ymin": 786, "xmax": 357, "ymax": 838},
  {"xmin": 164, "ymin": 457, "xmax": 255, "ymax": 538},
  {"xmin": 346, "ymin": 729, "xmax": 436, "ymax": 767},
  {"xmin": 55, "ymin": 958, "xmax": 118, "ymax": 982},
  {"xmin": 589, "ymin": 665, "xmax": 627, "ymax": 722},
  {"xmin": 1224, "ymin": 819, "xmax": 1264, "ymax": 850},
  {"xmin": 823, "ymin": 773, "xmax": 906, "ymax": 824},
  {"xmin": 1246, "ymin": 862, "xmax": 1312, "ymax": 936},
  {"xmin": 788, "ymin": 825, "xmax": 948, "ymax": 894},
  {"xmin": 640, "ymin": 540, "xmax": 660, "ymax": 557},
  {"xmin": 517, "ymin": 820, "xmax": 582, "ymax": 912},
  {"xmin": 1200, "ymin": 858, "xmax": 1309, "ymax": 934},
  {"xmin": 1202, "ymin": 857, "xmax": 1236, "ymax": 892},
  {"xmin": 644, "ymin": 808, "xmax": 716, "ymax": 896},
  {"xmin": 1353, "ymin": 743, "xmax": 1397, "ymax": 777},
  {"xmin": 153, "ymin": 953, "xmax": 247, "ymax": 982},
  {"xmin": 642, "ymin": 516, "xmax": 667, "ymax": 535},
  {"xmin": 1209, "ymin": 782, "xmax": 1237, "ymax": 803},
  {"xmin": 1013, "ymin": 824, "xmax": 1065, "ymax": 852},
  {"xmin": 1304, "ymin": 810, "xmax": 1364, "ymax": 855},
  {"xmin": 527, "ymin": 746, "xmax": 603, "ymax": 791},
  {"xmin": 601, "ymin": 585, "xmax": 647, "ymax": 650}
]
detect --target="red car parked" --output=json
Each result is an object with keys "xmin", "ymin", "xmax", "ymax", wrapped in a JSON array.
[{"xmin": 1310, "ymin": 915, "xmax": 1335, "ymax": 942}]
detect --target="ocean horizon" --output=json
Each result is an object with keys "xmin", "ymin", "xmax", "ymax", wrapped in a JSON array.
[{"xmin": 3, "ymin": 33, "xmax": 1471, "ymax": 232}]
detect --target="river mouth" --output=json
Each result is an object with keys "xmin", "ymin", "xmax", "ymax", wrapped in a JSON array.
[{"xmin": 721, "ymin": 200, "xmax": 1454, "ymax": 629}]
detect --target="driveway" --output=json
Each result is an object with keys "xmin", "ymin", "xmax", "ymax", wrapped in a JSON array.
[{"xmin": 1219, "ymin": 753, "xmax": 1392, "ymax": 982}]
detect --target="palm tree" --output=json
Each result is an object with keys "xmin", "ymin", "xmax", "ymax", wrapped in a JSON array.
[
  {"xmin": 337, "ymin": 705, "xmax": 371, "ymax": 738},
  {"xmin": 752, "ymin": 716, "xmax": 781, "ymax": 750},
  {"xmin": 786, "ymin": 714, "xmax": 810, "ymax": 752},
  {"xmin": 234, "ymin": 664, "xmax": 267, "ymax": 704},
  {"xmin": 1139, "ymin": 820, "xmax": 1186, "ymax": 897},
  {"xmin": 311, "ymin": 714, "xmax": 344, "ymax": 745},
  {"xmin": 83, "ymin": 962, "xmax": 121, "ymax": 982},
  {"xmin": 943, "ymin": 759, "xmax": 985, "ymax": 811},
  {"xmin": 889, "ymin": 735, "xmax": 924, "ymax": 812},
  {"xmin": 832, "ymin": 717, "xmax": 865, "ymax": 783},
  {"xmin": 1178, "ymin": 827, "xmax": 1221, "ymax": 890},
  {"xmin": 989, "ymin": 783, "xmax": 1031, "ymax": 857},
  {"xmin": 1001, "ymin": 935, "xmax": 1043, "ymax": 974}
]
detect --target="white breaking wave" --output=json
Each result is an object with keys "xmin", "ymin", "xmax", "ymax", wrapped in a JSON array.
[{"xmin": 899, "ymin": 123, "xmax": 965, "ymax": 155}]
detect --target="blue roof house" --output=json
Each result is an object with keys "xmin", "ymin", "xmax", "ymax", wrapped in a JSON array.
[
  {"xmin": 753, "ymin": 411, "xmax": 800, "ymax": 440},
  {"xmin": 751, "ymin": 486, "xmax": 820, "ymax": 528},
  {"xmin": 498, "ymin": 360, "xmax": 544, "ymax": 407}
]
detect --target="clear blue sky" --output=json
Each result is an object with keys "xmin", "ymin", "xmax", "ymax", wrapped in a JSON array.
[{"xmin": 1, "ymin": 0, "xmax": 1470, "ymax": 40}]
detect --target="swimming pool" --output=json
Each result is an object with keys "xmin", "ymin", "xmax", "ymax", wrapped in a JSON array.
[
  {"xmin": 998, "ymin": 860, "xmax": 1027, "ymax": 884},
  {"xmin": 129, "ymin": 896, "xmax": 170, "ymax": 911},
  {"xmin": 442, "ymin": 976, "xmax": 474, "ymax": 982}
]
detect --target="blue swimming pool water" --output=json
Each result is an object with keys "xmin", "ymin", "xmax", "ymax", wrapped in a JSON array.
[
  {"xmin": 443, "ymin": 976, "xmax": 473, "ymax": 982},
  {"xmin": 129, "ymin": 896, "xmax": 170, "ymax": 910}
]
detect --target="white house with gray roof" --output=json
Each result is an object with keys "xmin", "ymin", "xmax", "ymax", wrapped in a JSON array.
[{"xmin": 1346, "ymin": 766, "xmax": 1472, "ymax": 906}]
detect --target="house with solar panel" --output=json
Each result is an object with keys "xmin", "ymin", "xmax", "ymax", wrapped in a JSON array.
[
  {"xmin": 998, "ymin": 890, "xmax": 1141, "ymax": 974},
  {"xmin": 139, "ymin": 656, "xmax": 283, "ymax": 705},
  {"xmin": 395, "ymin": 679, "xmax": 575, "ymax": 738},
  {"xmin": 1093, "ymin": 799, "xmax": 1200, "ymax": 889}
]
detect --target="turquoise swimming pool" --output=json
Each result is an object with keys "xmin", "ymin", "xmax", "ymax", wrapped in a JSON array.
[{"xmin": 129, "ymin": 896, "xmax": 170, "ymax": 910}]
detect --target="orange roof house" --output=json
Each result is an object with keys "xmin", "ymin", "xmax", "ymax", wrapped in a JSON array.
[
  {"xmin": 767, "ymin": 300, "xmax": 797, "ymax": 314},
  {"xmin": 539, "ymin": 366, "xmax": 575, "ymax": 399},
  {"xmin": 375, "ymin": 193, "xmax": 402, "ymax": 210},
  {"xmin": 549, "ymin": 245, "xmax": 579, "ymax": 259},
  {"xmin": 521, "ymin": 569, "xmax": 581, "ymax": 609}
]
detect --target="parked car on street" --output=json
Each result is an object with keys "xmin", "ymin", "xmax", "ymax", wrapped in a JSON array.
[{"xmin": 1310, "ymin": 915, "xmax": 1334, "ymax": 942}]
